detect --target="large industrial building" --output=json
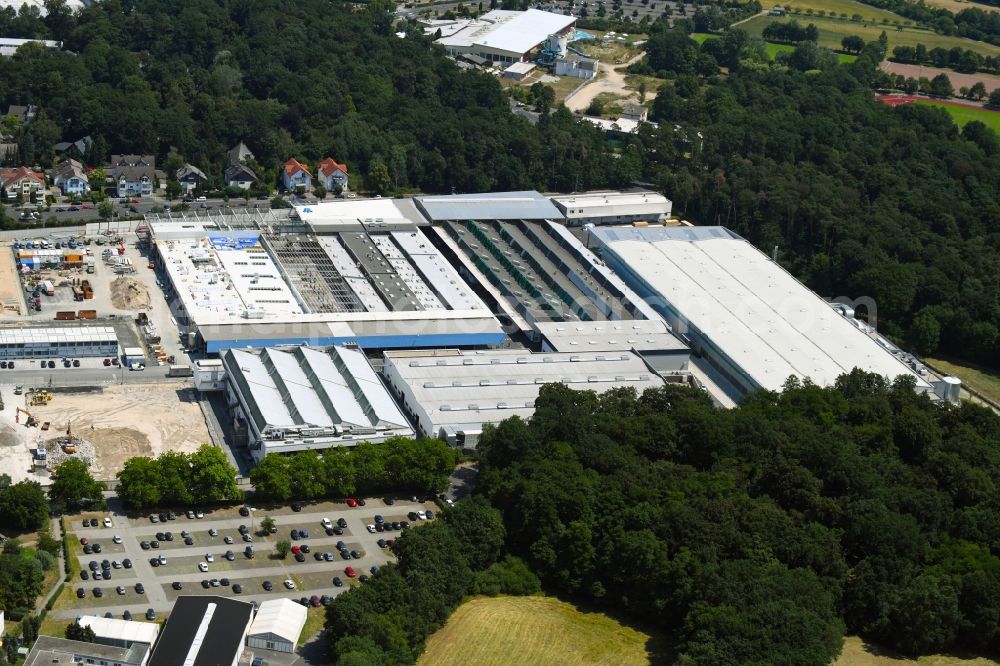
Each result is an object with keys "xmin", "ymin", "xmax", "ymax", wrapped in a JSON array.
[
  {"xmin": 148, "ymin": 209, "xmax": 504, "ymax": 353},
  {"xmin": 591, "ymin": 225, "xmax": 935, "ymax": 396},
  {"xmin": 221, "ymin": 345, "xmax": 413, "ymax": 460},
  {"xmin": 24, "ymin": 636, "xmax": 151, "ymax": 666},
  {"xmin": 550, "ymin": 191, "xmax": 672, "ymax": 226},
  {"xmin": 0, "ymin": 326, "xmax": 118, "ymax": 360},
  {"xmin": 382, "ymin": 348, "xmax": 665, "ymax": 448},
  {"xmin": 147, "ymin": 596, "xmax": 254, "ymax": 666},
  {"xmin": 425, "ymin": 9, "xmax": 576, "ymax": 64}
]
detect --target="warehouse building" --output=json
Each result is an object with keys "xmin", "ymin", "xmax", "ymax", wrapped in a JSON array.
[
  {"xmin": 222, "ymin": 345, "xmax": 413, "ymax": 460},
  {"xmin": 591, "ymin": 226, "xmax": 934, "ymax": 396},
  {"xmin": 382, "ymin": 348, "xmax": 665, "ymax": 449},
  {"xmin": 0, "ymin": 326, "xmax": 118, "ymax": 360},
  {"xmin": 24, "ymin": 636, "xmax": 151, "ymax": 666},
  {"xmin": 246, "ymin": 598, "xmax": 308, "ymax": 653},
  {"xmin": 550, "ymin": 191, "xmax": 672, "ymax": 226},
  {"xmin": 147, "ymin": 596, "xmax": 254, "ymax": 666},
  {"xmin": 426, "ymin": 9, "xmax": 576, "ymax": 64}
]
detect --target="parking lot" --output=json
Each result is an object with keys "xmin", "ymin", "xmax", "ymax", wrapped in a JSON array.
[{"xmin": 51, "ymin": 497, "xmax": 440, "ymax": 622}]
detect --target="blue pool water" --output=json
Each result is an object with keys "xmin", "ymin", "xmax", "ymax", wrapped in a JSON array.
[{"xmin": 572, "ymin": 30, "xmax": 595, "ymax": 41}]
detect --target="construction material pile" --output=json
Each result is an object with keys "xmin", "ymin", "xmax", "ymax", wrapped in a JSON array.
[{"xmin": 110, "ymin": 277, "xmax": 150, "ymax": 310}]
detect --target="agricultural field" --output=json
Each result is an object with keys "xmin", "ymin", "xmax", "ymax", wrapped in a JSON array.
[
  {"xmin": 836, "ymin": 636, "xmax": 1000, "ymax": 666},
  {"xmin": 917, "ymin": 0, "xmax": 1000, "ymax": 13},
  {"xmin": 418, "ymin": 596, "xmax": 654, "ymax": 666},
  {"xmin": 741, "ymin": 13, "xmax": 1000, "ymax": 58},
  {"xmin": 695, "ymin": 33, "xmax": 856, "ymax": 62}
]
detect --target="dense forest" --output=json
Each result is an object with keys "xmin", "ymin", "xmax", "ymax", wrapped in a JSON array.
[
  {"xmin": 323, "ymin": 378, "xmax": 1000, "ymax": 664},
  {"xmin": 0, "ymin": 1, "xmax": 997, "ymax": 364}
]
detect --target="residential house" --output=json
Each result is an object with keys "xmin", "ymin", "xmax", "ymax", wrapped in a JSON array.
[
  {"xmin": 0, "ymin": 166, "xmax": 45, "ymax": 200},
  {"xmin": 5, "ymin": 104, "xmax": 38, "ymax": 125},
  {"xmin": 318, "ymin": 157, "xmax": 349, "ymax": 191},
  {"xmin": 228, "ymin": 141, "xmax": 254, "ymax": 165},
  {"xmin": 52, "ymin": 159, "xmax": 91, "ymax": 196},
  {"xmin": 111, "ymin": 154, "xmax": 156, "ymax": 197},
  {"xmin": 282, "ymin": 158, "xmax": 312, "ymax": 193},
  {"xmin": 54, "ymin": 135, "xmax": 93, "ymax": 159},
  {"xmin": 176, "ymin": 164, "xmax": 207, "ymax": 193},
  {"xmin": 225, "ymin": 162, "xmax": 258, "ymax": 190},
  {"xmin": 621, "ymin": 105, "xmax": 648, "ymax": 122}
]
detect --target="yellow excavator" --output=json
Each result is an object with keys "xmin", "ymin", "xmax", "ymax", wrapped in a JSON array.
[
  {"xmin": 30, "ymin": 390, "xmax": 52, "ymax": 406},
  {"xmin": 63, "ymin": 422, "xmax": 76, "ymax": 454},
  {"xmin": 15, "ymin": 406, "xmax": 38, "ymax": 427}
]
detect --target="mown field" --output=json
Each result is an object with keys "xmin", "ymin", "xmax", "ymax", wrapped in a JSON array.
[
  {"xmin": 925, "ymin": 356, "xmax": 1000, "ymax": 406},
  {"xmin": 417, "ymin": 596, "xmax": 653, "ymax": 666},
  {"xmin": 913, "ymin": 100, "xmax": 1000, "ymax": 132},
  {"xmin": 694, "ymin": 32, "xmax": 857, "ymax": 62},
  {"xmin": 741, "ymin": 14, "xmax": 1000, "ymax": 57},
  {"xmin": 836, "ymin": 636, "xmax": 1000, "ymax": 666},
  {"xmin": 758, "ymin": 0, "xmax": 906, "ymax": 23}
]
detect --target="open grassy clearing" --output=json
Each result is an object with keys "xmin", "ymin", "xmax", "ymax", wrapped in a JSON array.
[
  {"xmin": 417, "ymin": 595, "xmax": 653, "ymax": 666},
  {"xmin": 299, "ymin": 606, "xmax": 326, "ymax": 644},
  {"xmin": 575, "ymin": 38, "xmax": 643, "ymax": 64},
  {"xmin": 501, "ymin": 70, "xmax": 587, "ymax": 104},
  {"xmin": 925, "ymin": 356, "xmax": 1000, "ymax": 405},
  {"xmin": 760, "ymin": 0, "xmax": 907, "ymax": 22},
  {"xmin": 741, "ymin": 13, "xmax": 1000, "ymax": 57},
  {"xmin": 623, "ymin": 73, "xmax": 668, "ymax": 96},
  {"xmin": 918, "ymin": 0, "xmax": 1000, "ymax": 13},
  {"xmin": 836, "ymin": 636, "xmax": 1000, "ymax": 665}
]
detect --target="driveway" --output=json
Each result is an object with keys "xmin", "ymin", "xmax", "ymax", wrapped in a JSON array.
[{"xmin": 565, "ymin": 52, "xmax": 652, "ymax": 113}]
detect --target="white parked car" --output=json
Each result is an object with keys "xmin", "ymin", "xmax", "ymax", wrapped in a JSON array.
[
  {"xmin": 195, "ymin": 510, "xmax": 204, "ymax": 519},
  {"xmin": 103, "ymin": 517, "xmax": 112, "ymax": 528},
  {"xmin": 205, "ymin": 553, "xmax": 214, "ymax": 563},
  {"xmin": 283, "ymin": 579, "xmax": 295, "ymax": 590},
  {"xmin": 198, "ymin": 562, "xmax": 208, "ymax": 572},
  {"xmin": 112, "ymin": 534, "xmax": 122, "ymax": 544},
  {"xmin": 366, "ymin": 524, "xmax": 376, "ymax": 534},
  {"xmin": 321, "ymin": 517, "xmax": 332, "ymax": 528},
  {"xmin": 417, "ymin": 510, "xmax": 427, "ymax": 520}
]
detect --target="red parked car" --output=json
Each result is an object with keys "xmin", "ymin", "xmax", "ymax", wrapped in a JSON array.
[
  {"xmin": 291, "ymin": 545, "xmax": 301, "ymax": 554},
  {"xmin": 345, "ymin": 566, "xmax": 356, "ymax": 578},
  {"xmin": 346, "ymin": 498, "xmax": 357, "ymax": 507}
]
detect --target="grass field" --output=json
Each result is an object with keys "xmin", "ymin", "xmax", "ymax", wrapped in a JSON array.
[
  {"xmin": 836, "ymin": 636, "xmax": 1000, "ymax": 665},
  {"xmin": 925, "ymin": 356, "xmax": 1000, "ymax": 406},
  {"xmin": 417, "ymin": 596, "xmax": 653, "ymax": 666},
  {"xmin": 741, "ymin": 14, "xmax": 1000, "ymax": 58},
  {"xmin": 696, "ymin": 34, "xmax": 856, "ymax": 62},
  {"xmin": 917, "ymin": 0, "xmax": 1000, "ymax": 13},
  {"xmin": 759, "ymin": 0, "xmax": 905, "ymax": 24}
]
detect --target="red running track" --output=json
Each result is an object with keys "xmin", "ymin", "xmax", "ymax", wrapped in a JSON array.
[{"xmin": 876, "ymin": 94, "xmax": 1000, "ymax": 112}]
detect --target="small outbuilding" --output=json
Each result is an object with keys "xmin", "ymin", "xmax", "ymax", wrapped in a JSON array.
[
  {"xmin": 504, "ymin": 61, "xmax": 536, "ymax": 80},
  {"xmin": 246, "ymin": 598, "xmax": 307, "ymax": 653}
]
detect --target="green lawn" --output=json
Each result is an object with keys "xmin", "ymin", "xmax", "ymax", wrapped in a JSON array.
[
  {"xmin": 692, "ymin": 32, "xmax": 718, "ymax": 44},
  {"xmin": 912, "ymin": 102, "xmax": 1000, "ymax": 133},
  {"xmin": 924, "ymin": 357, "xmax": 1000, "ymax": 406},
  {"xmin": 741, "ymin": 14, "xmax": 1000, "ymax": 58},
  {"xmin": 759, "ymin": 0, "xmax": 907, "ymax": 23},
  {"xmin": 697, "ymin": 32, "xmax": 856, "ymax": 62},
  {"xmin": 418, "ymin": 595, "xmax": 654, "ymax": 666}
]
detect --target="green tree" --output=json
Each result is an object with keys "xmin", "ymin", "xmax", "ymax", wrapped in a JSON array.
[
  {"xmin": 250, "ymin": 454, "xmax": 292, "ymax": 502},
  {"xmin": 49, "ymin": 459, "xmax": 104, "ymax": 513},
  {"xmin": 188, "ymin": 445, "xmax": 239, "ymax": 504},
  {"xmin": 929, "ymin": 73, "xmax": 954, "ymax": 97},
  {"xmin": 0, "ymin": 480, "xmax": 49, "ymax": 531},
  {"xmin": 260, "ymin": 515, "xmax": 275, "ymax": 534},
  {"xmin": 275, "ymin": 539, "xmax": 291, "ymax": 559},
  {"xmin": 117, "ymin": 457, "xmax": 162, "ymax": 509},
  {"xmin": 442, "ymin": 496, "xmax": 505, "ymax": 569},
  {"xmin": 841, "ymin": 35, "xmax": 865, "ymax": 54},
  {"xmin": 968, "ymin": 82, "xmax": 987, "ymax": 101},
  {"xmin": 365, "ymin": 159, "xmax": 391, "ymax": 195},
  {"xmin": 98, "ymin": 199, "xmax": 113, "ymax": 221},
  {"xmin": 65, "ymin": 620, "xmax": 96, "ymax": 643},
  {"xmin": 989, "ymin": 88, "xmax": 1000, "ymax": 108}
]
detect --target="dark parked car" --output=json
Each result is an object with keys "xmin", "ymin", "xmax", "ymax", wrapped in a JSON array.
[
  {"xmin": 370, "ymin": 565, "xmax": 380, "ymax": 575},
  {"xmin": 426, "ymin": 510, "xmax": 435, "ymax": 520},
  {"xmin": 377, "ymin": 539, "xmax": 387, "ymax": 549},
  {"xmin": 88, "ymin": 560, "xmax": 98, "ymax": 571},
  {"xmin": 351, "ymin": 550, "xmax": 362, "ymax": 559},
  {"xmin": 123, "ymin": 610, "xmax": 132, "ymax": 620},
  {"xmin": 314, "ymin": 552, "xmax": 325, "ymax": 561},
  {"xmin": 232, "ymin": 583, "xmax": 242, "ymax": 593},
  {"xmin": 220, "ymin": 578, "xmax": 230, "ymax": 587},
  {"xmin": 384, "ymin": 497, "xmax": 395, "ymax": 506},
  {"xmin": 408, "ymin": 511, "xmax": 418, "ymax": 521},
  {"xmin": 83, "ymin": 544, "xmax": 93, "ymax": 554},
  {"xmin": 374, "ymin": 514, "xmax": 384, "ymax": 524},
  {"xmin": 151, "ymin": 541, "xmax": 159, "ymax": 549},
  {"xmin": 184, "ymin": 537, "xmax": 194, "ymax": 546},
  {"xmin": 291, "ymin": 503, "xmax": 302, "ymax": 512},
  {"xmin": 300, "ymin": 528, "xmax": 309, "ymax": 538},
  {"xmin": 337, "ymin": 517, "xmax": 347, "ymax": 528},
  {"xmin": 310, "ymin": 595, "xmax": 321, "ymax": 607},
  {"xmin": 262, "ymin": 580, "xmax": 273, "ymax": 591},
  {"xmin": 135, "ymin": 583, "xmax": 145, "ymax": 594},
  {"xmin": 76, "ymin": 588, "xmax": 86, "ymax": 598},
  {"xmin": 140, "ymin": 541, "xmax": 151, "ymax": 550},
  {"xmin": 290, "ymin": 529, "xmax": 299, "ymax": 540},
  {"xmin": 300, "ymin": 544, "xmax": 310, "ymax": 553},
  {"xmin": 173, "ymin": 581, "xmax": 183, "ymax": 590},
  {"xmin": 146, "ymin": 609, "xmax": 155, "ymax": 621},
  {"xmin": 333, "ymin": 577, "xmax": 343, "ymax": 587},
  {"xmin": 164, "ymin": 532, "xmax": 174, "ymax": 541},
  {"xmin": 201, "ymin": 580, "xmax": 211, "ymax": 589},
  {"xmin": 123, "ymin": 559, "xmax": 132, "ymax": 569},
  {"xmin": 357, "ymin": 498, "xmax": 366, "ymax": 506},
  {"xmin": 239, "ymin": 506, "xmax": 250, "ymax": 517},
  {"xmin": 93, "ymin": 587, "xmax": 103, "ymax": 598},
  {"xmin": 340, "ymin": 551, "xmax": 351, "ymax": 560},
  {"xmin": 225, "ymin": 550, "xmax": 235, "ymax": 561},
  {"xmin": 81, "ymin": 571, "xmax": 89, "ymax": 580},
  {"xmin": 359, "ymin": 574, "xmax": 369, "ymax": 583},
  {"xmin": 245, "ymin": 546, "xmax": 255, "ymax": 559},
  {"xmin": 294, "ymin": 552, "xmax": 305, "ymax": 562}
]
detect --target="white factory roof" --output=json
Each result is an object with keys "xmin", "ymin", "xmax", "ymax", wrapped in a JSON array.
[
  {"xmin": 0, "ymin": 326, "xmax": 116, "ymax": 345},
  {"xmin": 247, "ymin": 599, "xmax": 307, "ymax": 646},
  {"xmin": 157, "ymin": 235, "xmax": 304, "ymax": 322},
  {"xmin": 296, "ymin": 198, "xmax": 424, "ymax": 231},
  {"xmin": 384, "ymin": 348, "xmax": 664, "ymax": 427},
  {"xmin": 550, "ymin": 190, "xmax": 671, "ymax": 218},
  {"xmin": 580, "ymin": 116, "xmax": 643, "ymax": 134},
  {"xmin": 390, "ymin": 230, "xmax": 484, "ymax": 310},
  {"xmin": 433, "ymin": 9, "xmax": 576, "ymax": 55},
  {"xmin": 536, "ymin": 319, "xmax": 687, "ymax": 353},
  {"xmin": 225, "ymin": 346, "xmax": 410, "ymax": 431},
  {"xmin": 415, "ymin": 190, "xmax": 562, "ymax": 221},
  {"xmin": 77, "ymin": 615, "xmax": 160, "ymax": 645},
  {"xmin": 594, "ymin": 226, "xmax": 931, "ymax": 392}
]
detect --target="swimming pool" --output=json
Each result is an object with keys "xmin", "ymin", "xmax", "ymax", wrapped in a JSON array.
[{"xmin": 572, "ymin": 30, "xmax": 595, "ymax": 41}]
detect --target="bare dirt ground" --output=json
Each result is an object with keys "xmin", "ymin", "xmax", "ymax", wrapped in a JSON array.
[
  {"xmin": 0, "ymin": 383, "xmax": 210, "ymax": 482},
  {"xmin": 0, "ymin": 247, "xmax": 25, "ymax": 316},
  {"xmin": 110, "ymin": 276, "xmax": 151, "ymax": 310},
  {"xmin": 881, "ymin": 61, "xmax": 1000, "ymax": 94},
  {"xmin": 566, "ymin": 53, "xmax": 654, "ymax": 113}
]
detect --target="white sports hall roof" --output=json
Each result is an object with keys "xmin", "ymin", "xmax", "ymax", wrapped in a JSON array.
[
  {"xmin": 247, "ymin": 599, "xmax": 307, "ymax": 646},
  {"xmin": 594, "ymin": 226, "xmax": 931, "ymax": 393},
  {"xmin": 434, "ymin": 9, "xmax": 576, "ymax": 56}
]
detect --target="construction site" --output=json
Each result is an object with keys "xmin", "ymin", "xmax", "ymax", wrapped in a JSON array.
[{"xmin": 0, "ymin": 382, "xmax": 212, "ymax": 484}]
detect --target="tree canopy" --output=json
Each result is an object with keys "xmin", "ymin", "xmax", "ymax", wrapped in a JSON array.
[{"xmin": 116, "ymin": 444, "xmax": 238, "ymax": 509}]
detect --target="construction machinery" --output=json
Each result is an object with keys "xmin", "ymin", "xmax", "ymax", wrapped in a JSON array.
[
  {"xmin": 62, "ymin": 422, "xmax": 76, "ymax": 454},
  {"xmin": 16, "ymin": 407, "xmax": 38, "ymax": 427},
  {"xmin": 30, "ymin": 389, "xmax": 52, "ymax": 406}
]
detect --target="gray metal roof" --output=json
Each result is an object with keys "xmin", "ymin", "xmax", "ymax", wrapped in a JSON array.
[{"xmin": 414, "ymin": 190, "xmax": 563, "ymax": 221}]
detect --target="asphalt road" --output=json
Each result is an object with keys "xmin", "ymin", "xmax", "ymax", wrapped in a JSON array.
[{"xmin": 55, "ymin": 498, "xmax": 439, "ymax": 621}]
